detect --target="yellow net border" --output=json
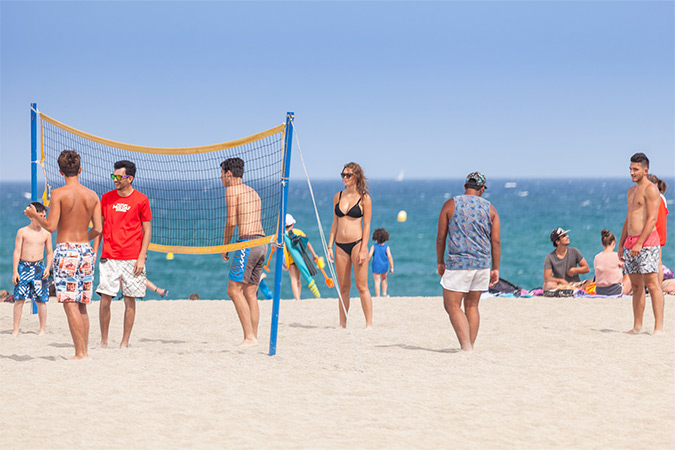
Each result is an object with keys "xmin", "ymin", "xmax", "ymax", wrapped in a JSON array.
[
  {"xmin": 149, "ymin": 235, "xmax": 276, "ymax": 254},
  {"xmin": 39, "ymin": 112, "xmax": 285, "ymax": 155}
]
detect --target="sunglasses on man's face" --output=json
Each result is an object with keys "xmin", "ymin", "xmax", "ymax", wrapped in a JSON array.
[
  {"xmin": 110, "ymin": 174, "xmax": 132, "ymax": 181},
  {"xmin": 341, "ymin": 172, "xmax": 354, "ymax": 179}
]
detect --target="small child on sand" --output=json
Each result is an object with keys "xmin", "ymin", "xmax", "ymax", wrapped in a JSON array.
[
  {"xmin": 369, "ymin": 228, "xmax": 394, "ymax": 297},
  {"xmin": 12, "ymin": 202, "xmax": 53, "ymax": 335}
]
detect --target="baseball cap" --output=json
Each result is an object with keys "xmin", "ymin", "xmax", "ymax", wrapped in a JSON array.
[
  {"xmin": 465, "ymin": 171, "xmax": 487, "ymax": 190},
  {"xmin": 285, "ymin": 213, "xmax": 296, "ymax": 227},
  {"xmin": 550, "ymin": 227, "xmax": 570, "ymax": 244}
]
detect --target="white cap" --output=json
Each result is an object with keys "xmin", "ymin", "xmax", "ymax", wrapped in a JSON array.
[{"xmin": 285, "ymin": 213, "xmax": 296, "ymax": 227}]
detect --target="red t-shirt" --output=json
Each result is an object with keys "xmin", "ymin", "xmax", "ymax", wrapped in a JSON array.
[{"xmin": 100, "ymin": 190, "xmax": 152, "ymax": 260}]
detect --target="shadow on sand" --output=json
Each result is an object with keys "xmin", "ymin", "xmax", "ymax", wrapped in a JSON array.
[{"xmin": 375, "ymin": 343, "xmax": 460, "ymax": 354}]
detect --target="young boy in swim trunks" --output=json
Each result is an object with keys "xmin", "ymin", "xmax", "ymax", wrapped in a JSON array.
[
  {"xmin": 25, "ymin": 150, "xmax": 102, "ymax": 359},
  {"xmin": 220, "ymin": 157, "xmax": 267, "ymax": 346},
  {"xmin": 12, "ymin": 202, "xmax": 53, "ymax": 336},
  {"xmin": 618, "ymin": 153, "xmax": 664, "ymax": 335}
]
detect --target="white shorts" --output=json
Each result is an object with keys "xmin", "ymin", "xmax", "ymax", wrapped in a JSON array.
[
  {"xmin": 440, "ymin": 269, "xmax": 490, "ymax": 293},
  {"xmin": 96, "ymin": 259, "xmax": 146, "ymax": 298}
]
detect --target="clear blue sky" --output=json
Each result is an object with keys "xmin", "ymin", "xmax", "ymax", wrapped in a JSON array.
[{"xmin": 1, "ymin": 1, "xmax": 673, "ymax": 181}]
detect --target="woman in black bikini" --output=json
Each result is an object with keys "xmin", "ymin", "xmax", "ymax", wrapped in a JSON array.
[{"xmin": 327, "ymin": 162, "xmax": 373, "ymax": 328}]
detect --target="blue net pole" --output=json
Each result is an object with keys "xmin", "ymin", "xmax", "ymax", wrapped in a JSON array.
[
  {"xmin": 30, "ymin": 103, "xmax": 38, "ymax": 315},
  {"xmin": 269, "ymin": 112, "xmax": 294, "ymax": 356}
]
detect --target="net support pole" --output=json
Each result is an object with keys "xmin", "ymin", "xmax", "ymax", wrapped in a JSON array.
[
  {"xmin": 30, "ymin": 103, "xmax": 38, "ymax": 315},
  {"xmin": 269, "ymin": 112, "xmax": 294, "ymax": 356}
]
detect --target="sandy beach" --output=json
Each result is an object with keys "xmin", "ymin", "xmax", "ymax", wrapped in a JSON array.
[{"xmin": 1, "ymin": 295, "xmax": 673, "ymax": 449}]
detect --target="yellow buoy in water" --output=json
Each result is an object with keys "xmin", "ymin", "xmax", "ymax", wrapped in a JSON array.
[
  {"xmin": 166, "ymin": 252, "xmax": 174, "ymax": 261},
  {"xmin": 397, "ymin": 210, "xmax": 407, "ymax": 222}
]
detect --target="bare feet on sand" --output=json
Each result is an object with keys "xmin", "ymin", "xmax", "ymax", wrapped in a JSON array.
[
  {"xmin": 626, "ymin": 327, "xmax": 642, "ymax": 334},
  {"xmin": 239, "ymin": 338, "xmax": 258, "ymax": 347}
]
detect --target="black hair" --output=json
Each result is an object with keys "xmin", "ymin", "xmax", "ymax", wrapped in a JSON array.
[
  {"xmin": 30, "ymin": 201, "xmax": 46, "ymax": 213},
  {"xmin": 114, "ymin": 160, "xmax": 137, "ymax": 178},
  {"xmin": 221, "ymin": 158, "xmax": 245, "ymax": 178},
  {"xmin": 630, "ymin": 152, "xmax": 649, "ymax": 169},
  {"xmin": 57, "ymin": 150, "xmax": 80, "ymax": 177},
  {"xmin": 372, "ymin": 228, "xmax": 390, "ymax": 244}
]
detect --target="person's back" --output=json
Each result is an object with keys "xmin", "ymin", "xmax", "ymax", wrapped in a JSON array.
[
  {"xmin": 594, "ymin": 252, "xmax": 623, "ymax": 287},
  {"xmin": 24, "ymin": 150, "xmax": 101, "ymax": 359},
  {"xmin": 372, "ymin": 243, "xmax": 389, "ymax": 272},
  {"xmin": 446, "ymin": 194, "xmax": 492, "ymax": 270},
  {"xmin": 228, "ymin": 183, "xmax": 264, "ymax": 237},
  {"xmin": 51, "ymin": 182, "xmax": 99, "ymax": 243},
  {"xmin": 220, "ymin": 157, "xmax": 268, "ymax": 346},
  {"xmin": 436, "ymin": 171, "xmax": 500, "ymax": 352}
]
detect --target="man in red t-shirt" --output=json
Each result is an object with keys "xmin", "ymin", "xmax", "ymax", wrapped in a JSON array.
[{"xmin": 93, "ymin": 160, "xmax": 152, "ymax": 348}]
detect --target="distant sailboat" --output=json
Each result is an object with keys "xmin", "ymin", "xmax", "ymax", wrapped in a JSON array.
[
  {"xmin": 396, "ymin": 170, "xmax": 405, "ymax": 182},
  {"xmin": 504, "ymin": 182, "xmax": 517, "ymax": 188}
]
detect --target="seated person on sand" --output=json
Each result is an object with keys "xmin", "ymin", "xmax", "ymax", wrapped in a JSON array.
[
  {"xmin": 543, "ymin": 228, "xmax": 590, "ymax": 290},
  {"xmin": 593, "ymin": 229, "xmax": 631, "ymax": 296}
]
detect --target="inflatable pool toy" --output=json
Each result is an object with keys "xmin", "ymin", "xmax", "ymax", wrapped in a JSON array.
[
  {"xmin": 258, "ymin": 279, "xmax": 273, "ymax": 300},
  {"xmin": 315, "ymin": 256, "xmax": 335, "ymax": 288},
  {"xmin": 284, "ymin": 233, "xmax": 320, "ymax": 298}
]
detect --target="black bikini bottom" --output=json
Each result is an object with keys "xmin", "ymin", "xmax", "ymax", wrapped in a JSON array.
[{"xmin": 336, "ymin": 239, "xmax": 362, "ymax": 255}]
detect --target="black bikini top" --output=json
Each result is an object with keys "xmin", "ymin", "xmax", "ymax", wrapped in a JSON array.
[{"xmin": 335, "ymin": 191, "xmax": 363, "ymax": 218}]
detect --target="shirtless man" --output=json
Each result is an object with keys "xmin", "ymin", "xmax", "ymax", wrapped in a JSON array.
[
  {"xmin": 25, "ymin": 150, "xmax": 102, "ymax": 359},
  {"xmin": 12, "ymin": 202, "xmax": 53, "ymax": 335},
  {"xmin": 220, "ymin": 157, "xmax": 267, "ymax": 346},
  {"xmin": 618, "ymin": 153, "xmax": 664, "ymax": 335}
]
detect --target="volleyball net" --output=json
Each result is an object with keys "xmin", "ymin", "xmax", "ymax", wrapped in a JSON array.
[{"xmin": 36, "ymin": 110, "xmax": 287, "ymax": 254}]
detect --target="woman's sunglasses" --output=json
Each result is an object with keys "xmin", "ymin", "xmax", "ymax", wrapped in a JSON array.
[{"xmin": 340, "ymin": 172, "xmax": 353, "ymax": 179}]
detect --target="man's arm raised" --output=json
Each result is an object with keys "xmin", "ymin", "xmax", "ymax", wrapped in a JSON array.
[{"xmin": 25, "ymin": 191, "xmax": 61, "ymax": 233}]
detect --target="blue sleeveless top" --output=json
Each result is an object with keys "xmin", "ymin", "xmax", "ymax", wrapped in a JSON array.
[
  {"xmin": 372, "ymin": 243, "xmax": 389, "ymax": 274},
  {"xmin": 446, "ymin": 195, "xmax": 492, "ymax": 270}
]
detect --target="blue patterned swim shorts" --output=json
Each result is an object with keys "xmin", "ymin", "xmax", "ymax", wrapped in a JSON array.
[
  {"xmin": 14, "ymin": 260, "xmax": 49, "ymax": 303},
  {"xmin": 228, "ymin": 237, "xmax": 267, "ymax": 285},
  {"xmin": 53, "ymin": 243, "xmax": 95, "ymax": 303},
  {"xmin": 623, "ymin": 246, "xmax": 659, "ymax": 275}
]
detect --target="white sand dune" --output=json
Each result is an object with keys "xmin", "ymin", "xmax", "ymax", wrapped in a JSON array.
[{"xmin": 1, "ymin": 295, "xmax": 673, "ymax": 449}]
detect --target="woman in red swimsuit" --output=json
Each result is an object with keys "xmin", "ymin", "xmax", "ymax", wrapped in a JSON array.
[{"xmin": 327, "ymin": 162, "xmax": 373, "ymax": 328}]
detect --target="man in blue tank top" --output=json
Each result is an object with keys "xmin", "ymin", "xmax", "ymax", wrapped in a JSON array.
[{"xmin": 436, "ymin": 172, "xmax": 501, "ymax": 352}]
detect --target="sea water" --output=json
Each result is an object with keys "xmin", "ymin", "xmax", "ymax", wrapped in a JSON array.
[{"xmin": 0, "ymin": 179, "xmax": 672, "ymax": 300}]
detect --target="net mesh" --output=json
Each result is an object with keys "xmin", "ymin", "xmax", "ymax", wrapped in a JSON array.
[{"xmin": 39, "ymin": 112, "xmax": 286, "ymax": 254}]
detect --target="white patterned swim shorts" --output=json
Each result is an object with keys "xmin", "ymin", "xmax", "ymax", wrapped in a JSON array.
[
  {"xmin": 96, "ymin": 259, "xmax": 146, "ymax": 298},
  {"xmin": 53, "ymin": 243, "xmax": 94, "ymax": 303},
  {"xmin": 623, "ymin": 246, "xmax": 659, "ymax": 275}
]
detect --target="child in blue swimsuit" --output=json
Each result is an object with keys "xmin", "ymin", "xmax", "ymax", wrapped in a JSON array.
[{"xmin": 369, "ymin": 228, "xmax": 394, "ymax": 297}]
